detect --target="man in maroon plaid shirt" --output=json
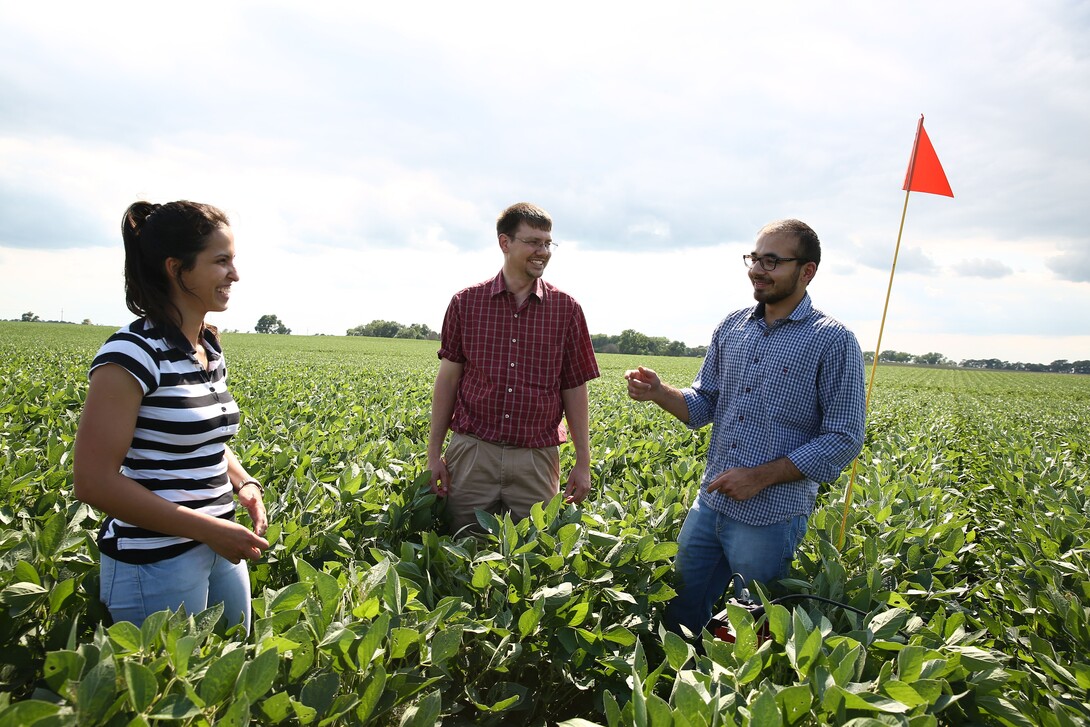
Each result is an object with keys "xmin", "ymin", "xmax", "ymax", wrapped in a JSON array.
[{"xmin": 427, "ymin": 202, "xmax": 600, "ymax": 535}]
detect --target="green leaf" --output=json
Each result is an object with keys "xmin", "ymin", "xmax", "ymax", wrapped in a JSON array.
[
  {"xmin": 881, "ymin": 680, "xmax": 927, "ymax": 708},
  {"xmin": 218, "ymin": 697, "xmax": 252, "ymax": 727},
  {"xmin": 356, "ymin": 612, "xmax": 391, "ymax": 667},
  {"xmin": 124, "ymin": 661, "xmax": 158, "ymax": 714},
  {"xmin": 518, "ymin": 606, "xmax": 542, "ymax": 639},
  {"xmin": 355, "ymin": 665, "xmax": 387, "ymax": 725},
  {"xmin": 399, "ymin": 688, "xmax": 442, "ymax": 727},
  {"xmin": 239, "ymin": 647, "xmax": 279, "ymax": 703},
  {"xmin": 825, "ymin": 686, "xmax": 910, "ymax": 714},
  {"xmin": 750, "ymin": 687, "xmax": 781, "ymax": 726},
  {"xmin": 270, "ymin": 582, "xmax": 311, "ymax": 613},
  {"xmin": 108, "ymin": 621, "xmax": 143, "ymax": 653},
  {"xmin": 260, "ymin": 691, "xmax": 293, "ymax": 724},
  {"xmin": 430, "ymin": 625, "xmax": 462, "ymax": 665},
  {"xmin": 47, "ymin": 577, "xmax": 76, "ymax": 614},
  {"xmin": 795, "ymin": 627, "xmax": 824, "ymax": 676},
  {"xmin": 42, "ymin": 650, "xmax": 84, "ymax": 694},
  {"xmin": 13, "ymin": 560, "xmax": 41, "ymax": 586},
  {"xmin": 776, "ymin": 684, "xmax": 812, "ymax": 725},
  {"xmin": 38, "ymin": 512, "xmax": 66, "ymax": 558},
  {"xmin": 149, "ymin": 694, "xmax": 202, "ymax": 720},
  {"xmin": 0, "ymin": 700, "xmax": 61, "ymax": 726},
  {"xmin": 199, "ymin": 647, "xmax": 247, "ymax": 705},
  {"xmin": 737, "ymin": 652, "xmax": 763, "ymax": 685},
  {"xmin": 662, "ymin": 630, "xmax": 692, "ymax": 672},
  {"xmin": 646, "ymin": 694, "xmax": 672, "ymax": 725},
  {"xmin": 300, "ymin": 672, "xmax": 340, "ymax": 717},
  {"xmin": 76, "ymin": 659, "xmax": 117, "ymax": 724},
  {"xmin": 767, "ymin": 603, "xmax": 791, "ymax": 644},
  {"xmin": 140, "ymin": 610, "xmax": 170, "ymax": 650},
  {"xmin": 390, "ymin": 627, "xmax": 420, "ymax": 659},
  {"xmin": 171, "ymin": 635, "xmax": 197, "ymax": 678}
]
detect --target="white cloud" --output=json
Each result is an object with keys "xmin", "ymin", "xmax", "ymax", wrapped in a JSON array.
[{"xmin": 2, "ymin": 0, "xmax": 1089, "ymax": 362}]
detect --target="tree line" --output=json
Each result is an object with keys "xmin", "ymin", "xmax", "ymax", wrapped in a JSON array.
[
  {"xmin": 346, "ymin": 320, "xmax": 439, "ymax": 340},
  {"xmin": 865, "ymin": 350, "xmax": 1090, "ymax": 374}
]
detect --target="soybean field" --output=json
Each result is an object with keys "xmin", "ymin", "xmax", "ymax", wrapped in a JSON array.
[{"xmin": 1, "ymin": 321, "xmax": 1089, "ymax": 725}]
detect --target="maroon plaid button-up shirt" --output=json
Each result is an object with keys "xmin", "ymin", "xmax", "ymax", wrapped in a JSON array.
[{"xmin": 438, "ymin": 271, "xmax": 600, "ymax": 448}]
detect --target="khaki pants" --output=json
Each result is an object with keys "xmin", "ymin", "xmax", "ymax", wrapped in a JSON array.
[{"xmin": 444, "ymin": 432, "xmax": 560, "ymax": 535}]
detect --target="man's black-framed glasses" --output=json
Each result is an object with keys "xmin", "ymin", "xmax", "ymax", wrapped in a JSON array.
[{"xmin": 743, "ymin": 253, "xmax": 805, "ymax": 271}]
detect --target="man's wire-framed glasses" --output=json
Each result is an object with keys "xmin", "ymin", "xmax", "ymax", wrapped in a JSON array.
[
  {"xmin": 743, "ymin": 253, "xmax": 805, "ymax": 271},
  {"xmin": 514, "ymin": 237, "xmax": 557, "ymax": 251}
]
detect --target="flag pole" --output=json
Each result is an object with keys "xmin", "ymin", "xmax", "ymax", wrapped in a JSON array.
[{"xmin": 836, "ymin": 115, "xmax": 924, "ymax": 551}]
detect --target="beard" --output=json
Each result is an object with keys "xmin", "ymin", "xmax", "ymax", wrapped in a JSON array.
[{"xmin": 751, "ymin": 268, "xmax": 802, "ymax": 305}]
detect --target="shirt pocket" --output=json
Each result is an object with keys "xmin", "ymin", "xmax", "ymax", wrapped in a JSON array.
[
  {"xmin": 764, "ymin": 360, "xmax": 817, "ymax": 430},
  {"xmin": 523, "ymin": 339, "xmax": 563, "ymax": 390}
]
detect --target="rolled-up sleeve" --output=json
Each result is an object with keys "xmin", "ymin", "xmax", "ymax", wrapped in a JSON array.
[{"xmin": 682, "ymin": 326, "xmax": 722, "ymax": 429}]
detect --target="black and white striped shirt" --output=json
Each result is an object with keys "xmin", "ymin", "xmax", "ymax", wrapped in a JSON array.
[{"xmin": 90, "ymin": 319, "xmax": 240, "ymax": 564}]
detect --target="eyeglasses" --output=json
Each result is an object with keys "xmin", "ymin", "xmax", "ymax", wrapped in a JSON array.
[
  {"xmin": 513, "ymin": 237, "xmax": 557, "ymax": 252},
  {"xmin": 743, "ymin": 254, "xmax": 805, "ymax": 271}
]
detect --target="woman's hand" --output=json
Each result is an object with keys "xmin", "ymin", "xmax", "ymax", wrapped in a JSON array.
[
  {"xmin": 202, "ymin": 517, "xmax": 270, "ymax": 564},
  {"xmin": 237, "ymin": 482, "xmax": 268, "ymax": 537}
]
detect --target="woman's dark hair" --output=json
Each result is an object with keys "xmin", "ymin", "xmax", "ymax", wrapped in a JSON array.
[{"xmin": 122, "ymin": 200, "xmax": 230, "ymax": 328}]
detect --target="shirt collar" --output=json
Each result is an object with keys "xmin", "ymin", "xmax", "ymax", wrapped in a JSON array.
[
  {"xmin": 750, "ymin": 292, "xmax": 813, "ymax": 325},
  {"xmin": 488, "ymin": 270, "xmax": 546, "ymax": 302},
  {"xmin": 148, "ymin": 318, "xmax": 222, "ymax": 361}
]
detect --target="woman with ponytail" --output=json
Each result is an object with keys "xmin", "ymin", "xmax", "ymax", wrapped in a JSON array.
[{"xmin": 73, "ymin": 200, "xmax": 268, "ymax": 632}]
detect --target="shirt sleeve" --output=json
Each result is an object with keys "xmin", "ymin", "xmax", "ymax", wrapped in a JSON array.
[
  {"xmin": 437, "ymin": 294, "xmax": 466, "ymax": 364},
  {"xmin": 559, "ymin": 302, "xmax": 600, "ymax": 390},
  {"xmin": 786, "ymin": 329, "xmax": 867, "ymax": 482},
  {"xmin": 682, "ymin": 323, "xmax": 722, "ymax": 429},
  {"xmin": 89, "ymin": 328, "xmax": 160, "ymax": 395}
]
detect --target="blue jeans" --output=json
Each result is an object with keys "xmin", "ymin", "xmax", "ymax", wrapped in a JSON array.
[
  {"xmin": 100, "ymin": 545, "xmax": 252, "ymax": 633},
  {"xmin": 665, "ymin": 498, "xmax": 808, "ymax": 636}
]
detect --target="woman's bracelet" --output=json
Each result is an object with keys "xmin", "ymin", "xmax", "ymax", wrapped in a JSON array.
[{"xmin": 235, "ymin": 479, "xmax": 264, "ymax": 495}]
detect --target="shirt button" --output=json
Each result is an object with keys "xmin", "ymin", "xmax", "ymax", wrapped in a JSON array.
[
  {"xmin": 209, "ymin": 387, "xmax": 215, "ymax": 392},
  {"xmin": 221, "ymin": 406, "xmax": 227, "ymax": 412},
  {"xmin": 510, "ymin": 362, "xmax": 515, "ymax": 367},
  {"xmin": 745, "ymin": 387, "xmax": 751, "ymax": 393},
  {"xmin": 512, "ymin": 338, "xmax": 517, "ymax": 343},
  {"xmin": 731, "ymin": 443, "xmax": 737, "ymax": 449},
  {"xmin": 507, "ymin": 388, "xmax": 513, "ymax": 393},
  {"xmin": 504, "ymin": 414, "xmax": 510, "ymax": 419},
  {"xmin": 738, "ymin": 415, "xmax": 744, "ymax": 422},
  {"xmin": 753, "ymin": 357, "xmax": 759, "ymax": 363},
  {"xmin": 514, "ymin": 314, "xmax": 519, "ymax": 318}
]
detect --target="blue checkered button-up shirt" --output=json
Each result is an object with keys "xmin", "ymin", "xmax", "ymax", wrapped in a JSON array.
[{"xmin": 682, "ymin": 294, "xmax": 866, "ymax": 526}]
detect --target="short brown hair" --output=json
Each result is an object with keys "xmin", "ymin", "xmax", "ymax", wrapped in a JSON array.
[
  {"xmin": 759, "ymin": 218, "xmax": 821, "ymax": 266},
  {"xmin": 497, "ymin": 202, "xmax": 551, "ymax": 238}
]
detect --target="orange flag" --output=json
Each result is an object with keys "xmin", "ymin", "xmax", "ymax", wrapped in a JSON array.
[{"xmin": 902, "ymin": 115, "xmax": 953, "ymax": 197}]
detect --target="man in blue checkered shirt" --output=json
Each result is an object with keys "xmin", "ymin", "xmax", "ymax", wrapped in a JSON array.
[{"xmin": 625, "ymin": 219, "xmax": 866, "ymax": 636}]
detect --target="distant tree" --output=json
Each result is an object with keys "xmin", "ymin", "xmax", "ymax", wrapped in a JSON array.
[
  {"xmin": 878, "ymin": 350, "xmax": 913, "ymax": 363},
  {"xmin": 255, "ymin": 314, "xmax": 291, "ymax": 334},
  {"xmin": 618, "ymin": 329, "xmax": 651, "ymax": 355},
  {"xmin": 347, "ymin": 320, "xmax": 437, "ymax": 339},
  {"xmin": 81, "ymin": 318, "xmax": 92, "ymax": 325},
  {"xmin": 665, "ymin": 340, "xmax": 687, "ymax": 357},
  {"xmin": 21, "ymin": 311, "xmax": 40, "ymax": 322},
  {"xmin": 1050, "ymin": 359, "xmax": 1072, "ymax": 373},
  {"xmin": 914, "ymin": 352, "xmax": 951, "ymax": 366},
  {"xmin": 591, "ymin": 333, "xmax": 618, "ymax": 351}
]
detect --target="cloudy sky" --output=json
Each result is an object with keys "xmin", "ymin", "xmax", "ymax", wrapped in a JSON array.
[{"xmin": 2, "ymin": 1, "xmax": 1088, "ymax": 363}]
